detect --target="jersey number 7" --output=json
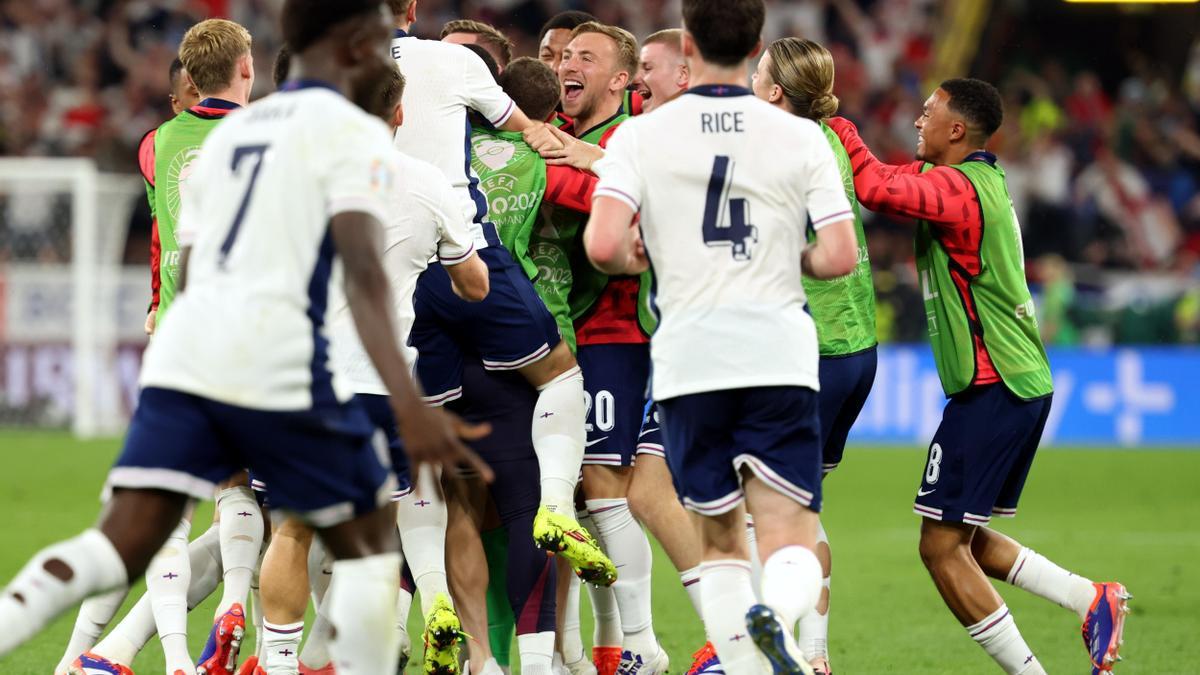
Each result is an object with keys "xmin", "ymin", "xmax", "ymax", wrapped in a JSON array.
[
  {"xmin": 702, "ymin": 155, "xmax": 757, "ymax": 261},
  {"xmin": 219, "ymin": 144, "xmax": 270, "ymax": 268}
]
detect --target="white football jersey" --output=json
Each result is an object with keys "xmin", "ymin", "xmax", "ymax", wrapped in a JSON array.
[
  {"xmin": 594, "ymin": 85, "xmax": 853, "ymax": 400},
  {"xmin": 328, "ymin": 152, "xmax": 476, "ymax": 396},
  {"xmin": 140, "ymin": 84, "xmax": 399, "ymax": 411},
  {"xmin": 390, "ymin": 30, "xmax": 515, "ymax": 250}
]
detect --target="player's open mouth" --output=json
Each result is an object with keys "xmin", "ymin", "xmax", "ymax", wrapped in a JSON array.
[
  {"xmin": 636, "ymin": 84, "xmax": 651, "ymax": 100},
  {"xmin": 563, "ymin": 79, "xmax": 585, "ymax": 103}
]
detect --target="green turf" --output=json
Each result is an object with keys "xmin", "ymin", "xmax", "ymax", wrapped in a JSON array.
[{"xmin": 1, "ymin": 430, "xmax": 1197, "ymax": 674}]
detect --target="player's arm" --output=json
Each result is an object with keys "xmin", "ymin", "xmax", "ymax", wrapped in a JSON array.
[
  {"xmin": 427, "ymin": 174, "xmax": 489, "ymax": 302},
  {"xmin": 826, "ymin": 116, "xmax": 977, "ymax": 226},
  {"xmin": 332, "ymin": 212, "xmax": 493, "ymax": 481},
  {"xmin": 800, "ymin": 124, "xmax": 858, "ymax": 279},
  {"xmin": 445, "ymin": 254, "xmax": 488, "ymax": 301},
  {"xmin": 584, "ymin": 196, "xmax": 646, "ymax": 275}
]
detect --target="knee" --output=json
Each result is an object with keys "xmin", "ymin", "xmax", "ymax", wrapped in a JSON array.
[{"xmin": 918, "ymin": 531, "xmax": 962, "ymax": 573}]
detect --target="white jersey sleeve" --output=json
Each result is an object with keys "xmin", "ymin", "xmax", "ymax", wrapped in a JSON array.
[
  {"xmin": 593, "ymin": 123, "xmax": 644, "ymax": 213},
  {"xmin": 796, "ymin": 124, "xmax": 854, "ymax": 230},
  {"xmin": 324, "ymin": 119, "xmax": 395, "ymax": 225},
  {"xmin": 429, "ymin": 176, "xmax": 476, "ymax": 265},
  {"xmin": 462, "ymin": 52, "xmax": 516, "ymax": 127}
]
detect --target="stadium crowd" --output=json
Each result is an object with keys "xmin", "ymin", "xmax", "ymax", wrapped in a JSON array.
[{"xmin": 0, "ymin": 0, "xmax": 1196, "ymax": 344}]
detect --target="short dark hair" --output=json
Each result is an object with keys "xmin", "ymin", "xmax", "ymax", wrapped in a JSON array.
[
  {"xmin": 681, "ymin": 0, "xmax": 764, "ymax": 67},
  {"xmin": 272, "ymin": 44, "xmax": 291, "ymax": 88},
  {"xmin": 462, "ymin": 43, "xmax": 500, "ymax": 83},
  {"xmin": 366, "ymin": 66, "xmax": 406, "ymax": 121},
  {"xmin": 499, "ymin": 57, "xmax": 560, "ymax": 122},
  {"xmin": 281, "ymin": 0, "xmax": 383, "ymax": 53},
  {"xmin": 169, "ymin": 57, "xmax": 185, "ymax": 84},
  {"xmin": 538, "ymin": 10, "xmax": 597, "ymax": 43},
  {"xmin": 940, "ymin": 77, "xmax": 1004, "ymax": 140}
]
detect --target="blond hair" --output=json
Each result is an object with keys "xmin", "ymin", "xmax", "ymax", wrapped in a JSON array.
[
  {"xmin": 570, "ymin": 22, "xmax": 638, "ymax": 76},
  {"xmin": 440, "ymin": 19, "xmax": 513, "ymax": 66},
  {"xmin": 643, "ymin": 28, "xmax": 682, "ymax": 52},
  {"xmin": 179, "ymin": 19, "xmax": 252, "ymax": 94},
  {"xmin": 766, "ymin": 38, "xmax": 838, "ymax": 121}
]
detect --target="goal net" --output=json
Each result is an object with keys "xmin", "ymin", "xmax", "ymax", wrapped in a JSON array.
[{"xmin": 0, "ymin": 158, "xmax": 148, "ymax": 437}]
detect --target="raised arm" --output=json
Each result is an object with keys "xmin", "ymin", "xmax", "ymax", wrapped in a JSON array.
[{"xmin": 826, "ymin": 116, "xmax": 979, "ymax": 226}]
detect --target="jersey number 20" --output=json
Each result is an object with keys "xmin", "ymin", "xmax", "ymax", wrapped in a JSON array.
[
  {"xmin": 219, "ymin": 144, "xmax": 269, "ymax": 268},
  {"xmin": 702, "ymin": 156, "xmax": 758, "ymax": 260}
]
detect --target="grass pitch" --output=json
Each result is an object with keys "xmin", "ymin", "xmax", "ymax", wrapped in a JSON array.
[{"xmin": 0, "ymin": 430, "xmax": 1196, "ymax": 673}]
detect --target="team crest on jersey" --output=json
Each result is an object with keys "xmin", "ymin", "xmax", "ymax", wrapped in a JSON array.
[
  {"xmin": 479, "ymin": 172, "xmax": 517, "ymax": 196},
  {"xmin": 473, "ymin": 138, "xmax": 517, "ymax": 171},
  {"xmin": 531, "ymin": 241, "xmax": 572, "ymax": 287},
  {"xmin": 166, "ymin": 146, "xmax": 202, "ymax": 220}
]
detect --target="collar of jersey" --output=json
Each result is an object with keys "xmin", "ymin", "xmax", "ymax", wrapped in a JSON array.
[
  {"xmin": 686, "ymin": 84, "xmax": 753, "ymax": 98},
  {"xmin": 964, "ymin": 150, "xmax": 998, "ymax": 165},
  {"xmin": 280, "ymin": 79, "xmax": 340, "ymax": 94},
  {"xmin": 575, "ymin": 107, "xmax": 624, "ymax": 140},
  {"xmin": 394, "ymin": 28, "xmax": 410, "ymax": 38}
]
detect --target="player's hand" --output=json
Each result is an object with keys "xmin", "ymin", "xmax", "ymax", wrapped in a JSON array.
[
  {"xmin": 629, "ymin": 226, "xmax": 650, "ymax": 273},
  {"xmin": 393, "ymin": 400, "xmax": 494, "ymax": 483},
  {"xmin": 144, "ymin": 309, "xmax": 157, "ymax": 336},
  {"xmin": 523, "ymin": 122, "xmax": 565, "ymax": 154},
  {"xmin": 536, "ymin": 124, "xmax": 605, "ymax": 172}
]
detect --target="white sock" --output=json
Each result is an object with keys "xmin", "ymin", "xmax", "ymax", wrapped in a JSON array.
[
  {"xmin": 699, "ymin": 559, "xmax": 767, "ymax": 674},
  {"xmin": 395, "ymin": 581, "xmax": 414, "ymax": 662},
  {"xmin": 92, "ymin": 524, "xmax": 223, "ymax": 666},
  {"xmin": 680, "ymin": 566, "xmax": 704, "ymax": 620},
  {"xmin": 967, "ymin": 605, "xmax": 1046, "ymax": 674},
  {"xmin": 251, "ymin": 546, "xmax": 265, "ymax": 658},
  {"xmin": 396, "ymin": 473, "xmax": 450, "ymax": 616},
  {"xmin": 533, "ymin": 366, "xmax": 585, "ymax": 514},
  {"xmin": 0, "ymin": 529, "xmax": 127, "ymax": 657},
  {"xmin": 215, "ymin": 487, "xmax": 264, "ymax": 617},
  {"xmin": 561, "ymin": 566, "xmax": 585, "ymax": 663},
  {"xmin": 586, "ymin": 498, "xmax": 657, "ymax": 656},
  {"xmin": 761, "ymin": 545, "xmax": 822, "ymax": 632},
  {"xmin": 328, "ymin": 553, "xmax": 402, "ymax": 675},
  {"xmin": 300, "ymin": 539, "xmax": 335, "ymax": 668},
  {"xmin": 478, "ymin": 657, "xmax": 505, "ymax": 675},
  {"xmin": 517, "ymin": 630, "xmax": 555, "ymax": 675},
  {"xmin": 56, "ymin": 586, "xmax": 129, "ymax": 674},
  {"xmin": 797, "ymin": 524, "xmax": 830, "ymax": 661},
  {"xmin": 262, "ymin": 620, "xmax": 305, "ymax": 675},
  {"xmin": 147, "ymin": 518, "xmax": 194, "ymax": 674},
  {"xmin": 579, "ymin": 511, "xmax": 622, "ymax": 648},
  {"xmin": 745, "ymin": 516, "xmax": 763, "ymax": 593},
  {"xmin": 1006, "ymin": 547, "xmax": 1096, "ymax": 620}
]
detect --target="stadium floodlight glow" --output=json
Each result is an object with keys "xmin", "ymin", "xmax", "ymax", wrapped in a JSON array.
[{"xmin": 1064, "ymin": 0, "xmax": 1198, "ymax": 3}]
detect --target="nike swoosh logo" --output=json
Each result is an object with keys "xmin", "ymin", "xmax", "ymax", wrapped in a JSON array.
[
  {"xmin": 917, "ymin": 488, "xmax": 936, "ymax": 497},
  {"xmin": 585, "ymin": 437, "xmax": 609, "ymax": 447}
]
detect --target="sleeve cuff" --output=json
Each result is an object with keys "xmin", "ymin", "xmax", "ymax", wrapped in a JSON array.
[
  {"xmin": 489, "ymin": 99, "xmax": 516, "ymax": 127},
  {"xmin": 594, "ymin": 186, "xmax": 640, "ymax": 212},
  {"xmin": 811, "ymin": 209, "xmax": 853, "ymax": 230},
  {"xmin": 438, "ymin": 243, "xmax": 476, "ymax": 265}
]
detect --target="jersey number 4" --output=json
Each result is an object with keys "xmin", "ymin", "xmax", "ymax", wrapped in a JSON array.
[
  {"xmin": 218, "ymin": 144, "xmax": 270, "ymax": 268},
  {"xmin": 702, "ymin": 156, "xmax": 758, "ymax": 260}
]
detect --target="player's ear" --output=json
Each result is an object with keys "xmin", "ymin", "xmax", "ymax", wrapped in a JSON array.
[
  {"xmin": 407, "ymin": 0, "xmax": 418, "ymax": 25},
  {"xmin": 391, "ymin": 102, "xmax": 404, "ymax": 129},
  {"xmin": 680, "ymin": 30, "xmax": 696, "ymax": 61},
  {"xmin": 747, "ymin": 38, "xmax": 763, "ymax": 62},
  {"xmin": 950, "ymin": 119, "xmax": 967, "ymax": 144}
]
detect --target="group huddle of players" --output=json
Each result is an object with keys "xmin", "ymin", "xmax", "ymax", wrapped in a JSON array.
[{"xmin": 0, "ymin": 1, "xmax": 1132, "ymax": 675}]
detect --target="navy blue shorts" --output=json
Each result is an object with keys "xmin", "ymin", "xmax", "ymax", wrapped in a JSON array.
[
  {"xmin": 913, "ymin": 384, "xmax": 1052, "ymax": 526},
  {"xmin": 817, "ymin": 346, "xmax": 877, "ymax": 474},
  {"xmin": 634, "ymin": 400, "xmax": 664, "ymax": 462},
  {"xmin": 449, "ymin": 359, "xmax": 540, "ymax": 465},
  {"xmin": 577, "ymin": 343, "xmax": 650, "ymax": 467},
  {"xmin": 411, "ymin": 245, "xmax": 561, "ymax": 405},
  {"xmin": 358, "ymin": 394, "xmax": 412, "ymax": 499},
  {"xmin": 658, "ymin": 386, "xmax": 823, "ymax": 516},
  {"xmin": 109, "ymin": 388, "xmax": 394, "ymax": 527}
]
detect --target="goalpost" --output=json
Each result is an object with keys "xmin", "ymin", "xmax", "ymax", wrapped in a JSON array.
[{"xmin": 0, "ymin": 158, "xmax": 146, "ymax": 438}]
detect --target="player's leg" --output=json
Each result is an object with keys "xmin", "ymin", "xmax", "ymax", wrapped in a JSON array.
[
  {"xmin": 202, "ymin": 471, "xmax": 263, "ymax": 672},
  {"xmin": 86, "ymin": 524, "xmax": 224, "ymax": 669},
  {"xmin": 4, "ymin": 387, "xmax": 229, "ymax": 660},
  {"xmin": 576, "ymin": 510, "xmax": 622, "ymax": 675},
  {"xmin": 482, "ymin": 525, "xmax": 515, "ymax": 673},
  {"xmin": 255, "ymin": 516, "xmax": 313, "ymax": 675},
  {"xmin": 798, "ymin": 347, "xmax": 877, "ymax": 674},
  {"xmin": 657, "ymin": 390, "xmax": 770, "ymax": 675},
  {"xmin": 147, "ymin": 513, "xmax": 196, "ymax": 674},
  {"xmin": 231, "ymin": 397, "xmax": 402, "ymax": 675},
  {"xmin": 444, "ymin": 472, "xmax": 493, "ymax": 674},
  {"xmin": 729, "ymin": 387, "xmax": 824, "ymax": 674},
  {"xmin": 914, "ymin": 387, "xmax": 1053, "ymax": 675},
  {"xmin": 54, "ymin": 586, "xmax": 129, "ymax": 674}
]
